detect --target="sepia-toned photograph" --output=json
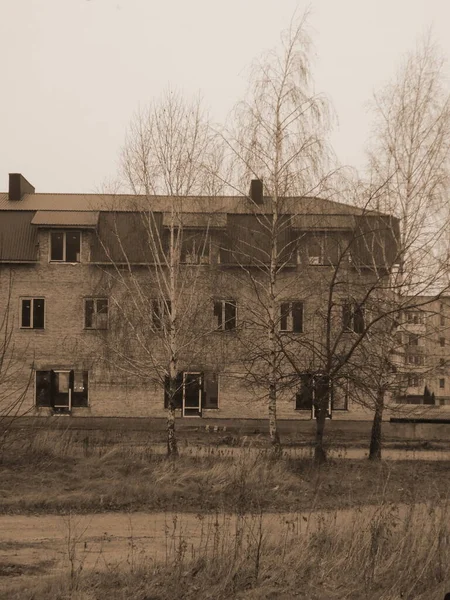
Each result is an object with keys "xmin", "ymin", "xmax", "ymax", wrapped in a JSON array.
[{"xmin": 0, "ymin": 1, "xmax": 449, "ymax": 598}]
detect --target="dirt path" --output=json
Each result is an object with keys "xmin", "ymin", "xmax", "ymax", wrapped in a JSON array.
[{"xmin": 0, "ymin": 503, "xmax": 436, "ymax": 594}]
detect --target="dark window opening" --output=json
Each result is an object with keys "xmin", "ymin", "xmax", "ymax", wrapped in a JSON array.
[
  {"xmin": 50, "ymin": 231, "xmax": 81, "ymax": 262},
  {"xmin": 35, "ymin": 369, "xmax": 88, "ymax": 408},
  {"xmin": 440, "ymin": 378, "xmax": 445, "ymax": 389},
  {"xmin": 203, "ymin": 372, "xmax": 219, "ymax": 409},
  {"xmin": 343, "ymin": 303, "xmax": 365, "ymax": 334},
  {"xmin": 214, "ymin": 300, "xmax": 237, "ymax": 331},
  {"xmin": 408, "ymin": 334, "xmax": 419, "ymax": 346},
  {"xmin": 84, "ymin": 298, "xmax": 108, "ymax": 329},
  {"xmin": 180, "ymin": 231, "xmax": 210, "ymax": 264},
  {"xmin": 280, "ymin": 301, "xmax": 303, "ymax": 333},
  {"xmin": 164, "ymin": 372, "xmax": 219, "ymax": 411},
  {"xmin": 295, "ymin": 374, "xmax": 314, "ymax": 410},
  {"xmin": 406, "ymin": 311, "xmax": 424, "ymax": 325},
  {"xmin": 21, "ymin": 298, "xmax": 45, "ymax": 329}
]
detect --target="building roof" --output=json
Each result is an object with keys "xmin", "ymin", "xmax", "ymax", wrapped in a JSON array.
[
  {"xmin": 0, "ymin": 192, "xmax": 374, "ymax": 217},
  {"xmin": 31, "ymin": 210, "xmax": 100, "ymax": 227},
  {"xmin": 0, "ymin": 189, "xmax": 397, "ymax": 264},
  {"xmin": 0, "ymin": 211, "xmax": 38, "ymax": 262}
]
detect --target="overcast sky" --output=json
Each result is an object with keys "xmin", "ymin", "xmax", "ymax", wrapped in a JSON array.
[{"xmin": 1, "ymin": 0, "xmax": 449, "ymax": 193}]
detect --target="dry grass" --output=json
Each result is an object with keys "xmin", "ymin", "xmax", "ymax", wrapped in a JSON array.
[
  {"xmin": 0, "ymin": 427, "xmax": 449, "ymax": 515},
  {"xmin": 2, "ymin": 500, "xmax": 450, "ymax": 599}
]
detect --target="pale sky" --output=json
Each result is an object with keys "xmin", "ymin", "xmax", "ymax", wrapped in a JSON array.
[{"xmin": 1, "ymin": 0, "xmax": 449, "ymax": 193}]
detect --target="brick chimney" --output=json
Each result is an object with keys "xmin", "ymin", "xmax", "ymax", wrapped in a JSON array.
[
  {"xmin": 9, "ymin": 173, "xmax": 35, "ymax": 201},
  {"xmin": 249, "ymin": 179, "xmax": 263, "ymax": 205}
]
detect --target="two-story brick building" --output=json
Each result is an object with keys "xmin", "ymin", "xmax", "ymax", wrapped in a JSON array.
[{"xmin": 0, "ymin": 172, "xmax": 420, "ymax": 422}]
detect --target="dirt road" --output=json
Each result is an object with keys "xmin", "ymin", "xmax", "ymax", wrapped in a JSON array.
[{"xmin": 0, "ymin": 503, "xmax": 437, "ymax": 595}]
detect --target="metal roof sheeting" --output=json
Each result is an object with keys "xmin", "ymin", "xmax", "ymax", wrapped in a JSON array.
[
  {"xmin": 31, "ymin": 211, "xmax": 99, "ymax": 227},
  {"xmin": 0, "ymin": 211, "xmax": 38, "ymax": 262},
  {"xmin": 0, "ymin": 192, "xmax": 374, "ymax": 216}
]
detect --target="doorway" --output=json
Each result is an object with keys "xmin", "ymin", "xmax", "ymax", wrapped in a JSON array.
[{"xmin": 183, "ymin": 372, "xmax": 202, "ymax": 417}]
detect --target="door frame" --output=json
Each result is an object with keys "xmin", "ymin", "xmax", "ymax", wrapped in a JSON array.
[
  {"xmin": 52, "ymin": 369, "xmax": 72, "ymax": 411},
  {"xmin": 182, "ymin": 371, "xmax": 202, "ymax": 417}
]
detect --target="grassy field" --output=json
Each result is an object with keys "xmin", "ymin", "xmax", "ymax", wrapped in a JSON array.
[
  {"xmin": 1, "ymin": 426, "xmax": 449, "ymax": 515},
  {"xmin": 1, "ymin": 426, "xmax": 449, "ymax": 599}
]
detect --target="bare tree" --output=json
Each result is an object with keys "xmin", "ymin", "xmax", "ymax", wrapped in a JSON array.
[
  {"xmin": 0, "ymin": 268, "xmax": 33, "ymax": 451},
  {"xmin": 222, "ymin": 13, "xmax": 333, "ymax": 452},
  {"xmin": 94, "ymin": 90, "xmax": 223, "ymax": 457},
  {"xmin": 363, "ymin": 33, "xmax": 450, "ymax": 459}
]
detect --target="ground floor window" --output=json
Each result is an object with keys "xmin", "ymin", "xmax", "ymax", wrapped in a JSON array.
[
  {"xmin": 164, "ymin": 371, "xmax": 219, "ymax": 416},
  {"xmin": 295, "ymin": 374, "xmax": 348, "ymax": 415},
  {"xmin": 295, "ymin": 373, "xmax": 335, "ymax": 416},
  {"xmin": 36, "ymin": 370, "xmax": 88, "ymax": 409}
]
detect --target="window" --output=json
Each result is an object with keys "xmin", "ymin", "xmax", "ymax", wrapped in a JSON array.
[
  {"xmin": 280, "ymin": 301, "xmax": 303, "ymax": 333},
  {"xmin": 50, "ymin": 231, "xmax": 81, "ymax": 262},
  {"xmin": 406, "ymin": 354, "xmax": 424, "ymax": 366},
  {"xmin": 295, "ymin": 373, "xmax": 331, "ymax": 416},
  {"xmin": 407, "ymin": 375, "xmax": 423, "ymax": 388},
  {"xmin": 20, "ymin": 298, "xmax": 45, "ymax": 329},
  {"xmin": 440, "ymin": 337, "xmax": 446, "ymax": 347},
  {"xmin": 84, "ymin": 298, "xmax": 108, "ymax": 329},
  {"xmin": 408, "ymin": 334, "xmax": 420, "ymax": 346},
  {"xmin": 306, "ymin": 236, "xmax": 324, "ymax": 265},
  {"xmin": 163, "ymin": 372, "xmax": 219, "ymax": 409},
  {"xmin": 440, "ymin": 358, "xmax": 446, "ymax": 369},
  {"xmin": 35, "ymin": 370, "xmax": 88, "ymax": 408},
  {"xmin": 440, "ymin": 378, "xmax": 445, "ymax": 389},
  {"xmin": 440, "ymin": 314, "xmax": 445, "ymax": 327},
  {"xmin": 152, "ymin": 299, "xmax": 171, "ymax": 330},
  {"xmin": 295, "ymin": 374, "xmax": 314, "ymax": 410},
  {"xmin": 342, "ymin": 303, "xmax": 365, "ymax": 334},
  {"xmin": 180, "ymin": 231, "xmax": 210, "ymax": 264},
  {"xmin": 405, "ymin": 311, "xmax": 424, "ymax": 325},
  {"xmin": 214, "ymin": 300, "xmax": 237, "ymax": 331}
]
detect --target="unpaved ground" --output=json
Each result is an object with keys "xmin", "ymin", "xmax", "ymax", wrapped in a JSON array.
[{"xmin": 0, "ymin": 503, "xmax": 435, "ymax": 594}]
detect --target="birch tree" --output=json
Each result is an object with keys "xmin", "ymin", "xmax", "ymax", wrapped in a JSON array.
[
  {"xmin": 363, "ymin": 33, "xmax": 450, "ymax": 459},
  {"xmin": 224, "ymin": 14, "xmax": 333, "ymax": 452},
  {"xmin": 96, "ymin": 90, "xmax": 222, "ymax": 457}
]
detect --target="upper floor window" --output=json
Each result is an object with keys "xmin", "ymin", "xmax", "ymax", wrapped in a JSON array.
[
  {"xmin": 440, "ymin": 378, "xmax": 445, "ymax": 389},
  {"xmin": 440, "ymin": 337, "xmax": 446, "ymax": 347},
  {"xmin": 280, "ymin": 301, "xmax": 303, "ymax": 333},
  {"xmin": 406, "ymin": 354, "xmax": 424, "ymax": 366},
  {"xmin": 342, "ymin": 303, "xmax": 365, "ymax": 334},
  {"xmin": 405, "ymin": 311, "xmax": 424, "ymax": 325},
  {"xmin": 180, "ymin": 231, "xmax": 210, "ymax": 264},
  {"xmin": 214, "ymin": 300, "xmax": 237, "ymax": 331},
  {"xmin": 21, "ymin": 298, "xmax": 45, "ymax": 329},
  {"xmin": 84, "ymin": 298, "xmax": 108, "ymax": 329},
  {"xmin": 50, "ymin": 231, "xmax": 81, "ymax": 262},
  {"xmin": 408, "ymin": 334, "xmax": 420, "ymax": 346}
]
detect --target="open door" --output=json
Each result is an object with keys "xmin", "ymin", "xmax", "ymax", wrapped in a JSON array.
[
  {"xmin": 52, "ymin": 370, "xmax": 72, "ymax": 411},
  {"xmin": 183, "ymin": 372, "xmax": 202, "ymax": 417}
]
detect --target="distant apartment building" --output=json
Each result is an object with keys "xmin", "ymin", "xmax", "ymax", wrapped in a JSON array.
[
  {"xmin": 395, "ymin": 297, "xmax": 450, "ymax": 407},
  {"xmin": 3, "ymin": 172, "xmax": 441, "ymax": 422}
]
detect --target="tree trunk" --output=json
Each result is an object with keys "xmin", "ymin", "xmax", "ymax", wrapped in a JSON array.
[
  {"xmin": 314, "ymin": 401, "xmax": 327, "ymax": 464},
  {"xmin": 369, "ymin": 389, "xmax": 384, "ymax": 461},
  {"xmin": 166, "ymin": 354, "xmax": 179, "ymax": 458},
  {"xmin": 167, "ymin": 402, "xmax": 178, "ymax": 457},
  {"xmin": 268, "ymin": 381, "xmax": 282, "ymax": 455}
]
